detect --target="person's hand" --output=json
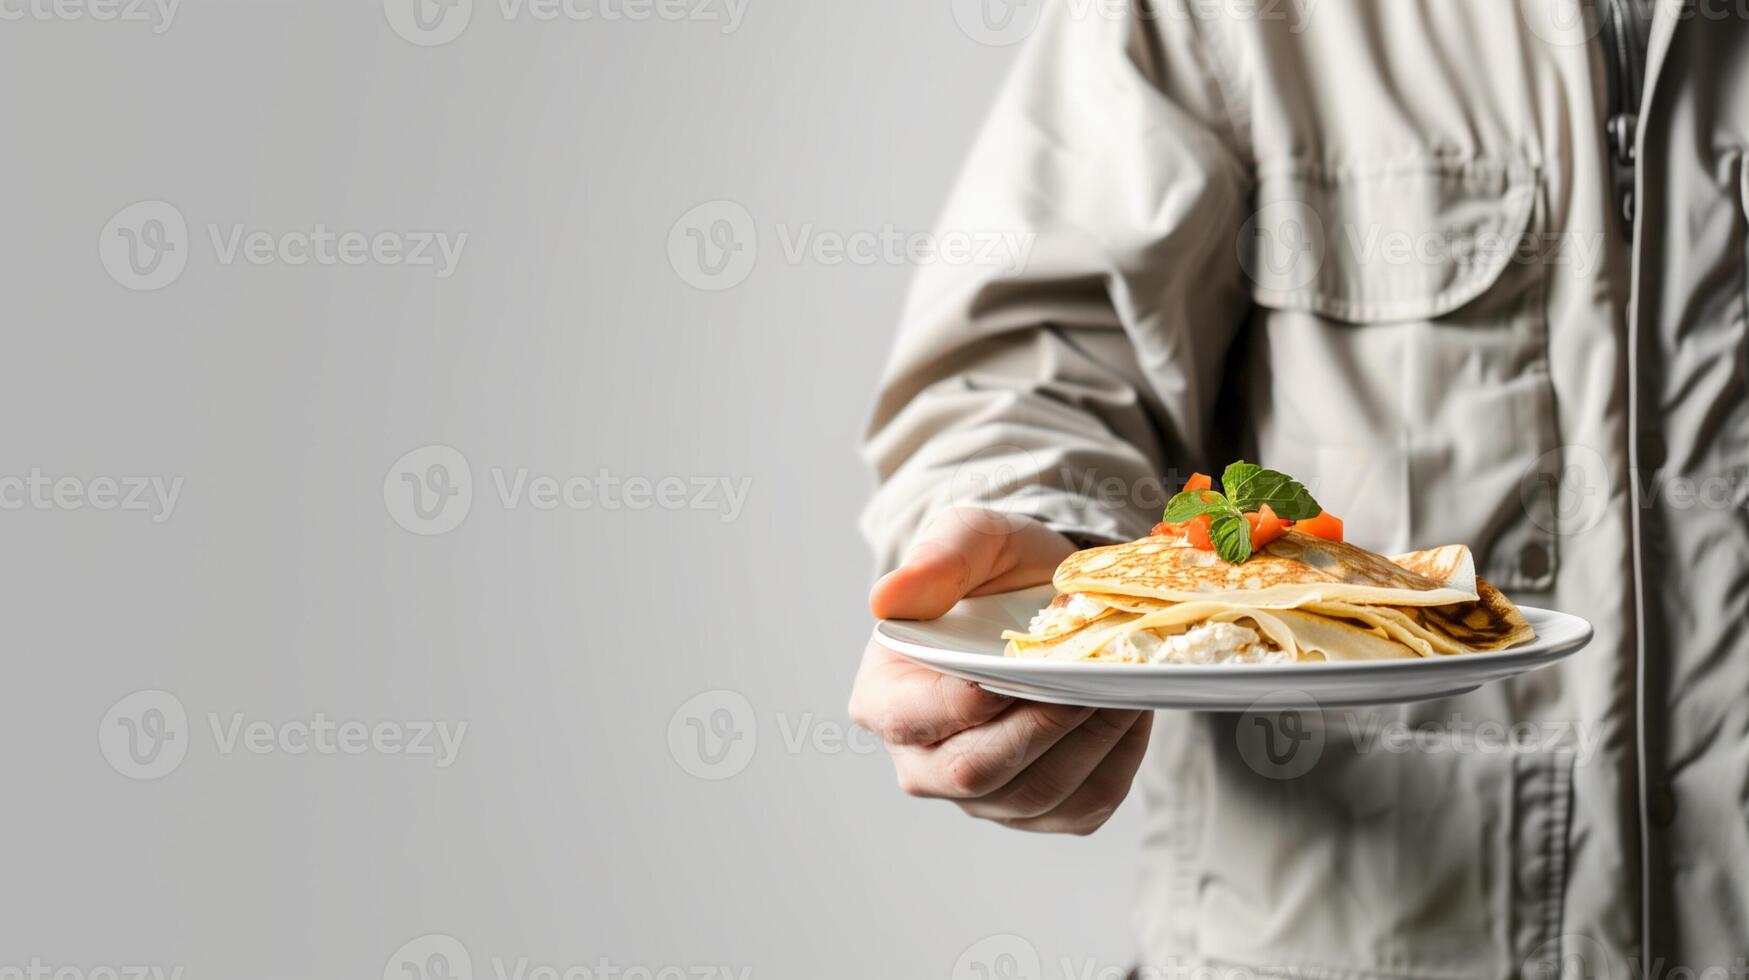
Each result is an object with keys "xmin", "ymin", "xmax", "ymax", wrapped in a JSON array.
[{"xmin": 849, "ymin": 507, "xmax": 1152, "ymax": 834}]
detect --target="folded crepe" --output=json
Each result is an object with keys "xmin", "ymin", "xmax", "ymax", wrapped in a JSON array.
[{"xmin": 1002, "ymin": 531, "xmax": 1534, "ymax": 664}]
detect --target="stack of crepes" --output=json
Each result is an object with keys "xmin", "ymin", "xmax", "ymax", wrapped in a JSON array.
[{"xmin": 1002, "ymin": 531, "xmax": 1535, "ymax": 664}]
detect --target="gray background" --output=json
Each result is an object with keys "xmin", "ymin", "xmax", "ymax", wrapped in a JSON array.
[{"xmin": 0, "ymin": 1, "xmax": 1142, "ymax": 977}]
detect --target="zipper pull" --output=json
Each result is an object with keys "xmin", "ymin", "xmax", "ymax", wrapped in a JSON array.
[{"xmin": 1609, "ymin": 113, "xmax": 1639, "ymax": 165}]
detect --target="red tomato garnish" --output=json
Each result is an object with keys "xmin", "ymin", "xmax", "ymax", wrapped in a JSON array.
[
  {"xmin": 1158, "ymin": 473, "xmax": 1217, "ymax": 549},
  {"xmin": 1295, "ymin": 511, "xmax": 1344, "ymax": 542},
  {"xmin": 1183, "ymin": 513, "xmax": 1214, "ymax": 550},
  {"xmin": 1246, "ymin": 504, "xmax": 1289, "ymax": 551},
  {"xmin": 1152, "ymin": 514, "xmax": 1215, "ymax": 550}
]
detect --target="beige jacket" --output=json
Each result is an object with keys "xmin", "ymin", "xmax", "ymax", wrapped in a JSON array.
[{"xmin": 862, "ymin": 0, "xmax": 1749, "ymax": 975}]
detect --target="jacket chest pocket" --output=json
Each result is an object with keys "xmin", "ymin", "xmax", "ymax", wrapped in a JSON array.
[{"xmin": 1236, "ymin": 158, "xmax": 1563, "ymax": 593}]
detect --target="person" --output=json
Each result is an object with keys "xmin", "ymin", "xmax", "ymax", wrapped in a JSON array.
[{"xmin": 849, "ymin": 0, "xmax": 1749, "ymax": 974}]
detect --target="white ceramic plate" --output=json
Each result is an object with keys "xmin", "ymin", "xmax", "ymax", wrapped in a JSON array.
[{"xmin": 873, "ymin": 585, "xmax": 1594, "ymax": 710}]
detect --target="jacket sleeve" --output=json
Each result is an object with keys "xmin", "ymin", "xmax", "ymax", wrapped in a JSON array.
[{"xmin": 860, "ymin": 1, "xmax": 1253, "ymax": 571}]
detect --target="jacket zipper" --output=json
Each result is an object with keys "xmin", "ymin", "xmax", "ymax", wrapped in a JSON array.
[
  {"xmin": 1597, "ymin": 0, "xmax": 1657, "ymax": 964},
  {"xmin": 1596, "ymin": 0, "xmax": 1646, "ymax": 234}
]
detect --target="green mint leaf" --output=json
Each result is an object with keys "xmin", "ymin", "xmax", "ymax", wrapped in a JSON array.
[
  {"xmin": 1209, "ymin": 511, "xmax": 1253, "ymax": 564},
  {"xmin": 1223, "ymin": 462, "xmax": 1322, "ymax": 521},
  {"xmin": 1163, "ymin": 489, "xmax": 1230, "ymax": 524},
  {"xmin": 1221, "ymin": 462, "xmax": 1262, "ymax": 499}
]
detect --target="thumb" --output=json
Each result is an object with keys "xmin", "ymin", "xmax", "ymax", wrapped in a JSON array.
[{"xmin": 869, "ymin": 509, "xmax": 1072, "ymax": 621}]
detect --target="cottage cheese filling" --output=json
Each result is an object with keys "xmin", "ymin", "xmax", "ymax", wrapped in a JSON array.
[
  {"xmin": 1105, "ymin": 621, "xmax": 1289, "ymax": 665},
  {"xmin": 1025, "ymin": 593, "xmax": 1110, "ymax": 635}
]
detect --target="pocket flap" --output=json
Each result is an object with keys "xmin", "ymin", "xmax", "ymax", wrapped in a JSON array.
[{"xmin": 1242, "ymin": 160, "xmax": 1538, "ymax": 323}]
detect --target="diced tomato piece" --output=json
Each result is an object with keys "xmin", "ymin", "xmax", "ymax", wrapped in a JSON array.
[
  {"xmin": 1152, "ymin": 514, "xmax": 1215, "ymax": 550},
  {"xmin": 1183, "ymin": 513, "xmax": 1213, "ymax": 550},
  {"xmin": 1182, "ymin": 472, "xmax": 1213, "ymax": 494},
  {"xmin": 1295, "ymin": 511, "xmax": 1344, "ymax": 542},
  {"xmin": 1246, "ymin": 504, "xmax": 1289, "ymax": 551}
]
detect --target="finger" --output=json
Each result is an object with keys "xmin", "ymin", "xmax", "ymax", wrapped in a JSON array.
[
  {"xmin": 1000, "ymin": 711, "xmax": 1153, "ymax": 835},
  {"xmin": 848, "ymin": 640, "xmax": 1014, "ymax": 746},
  {"xmin": 890, "ymin": 701, "xmax": 1095, "ymax": 799},
  {"xmin": 955, "ymin": 709, "xmax": 1142, "ymax": 820},
  {"xmin": 968, "ymin": 522, "xmax": 1081, "ymax": 597},
  {"xmin": 869, "ymin": 509, "xmax": 1073, "ymax": 621}
]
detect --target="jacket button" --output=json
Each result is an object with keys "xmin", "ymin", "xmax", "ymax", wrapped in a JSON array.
[
  {"xmin": 1518, "ymin": 542, "xmax": 1552, "ymax": 579},
  {"xmin": 1649, "ymin": 786, "xmax": 1677, "ymax": 828},
  {"xmin": 1640, "ymin": 432, "xmax": 1667, "ymax": 469}
]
